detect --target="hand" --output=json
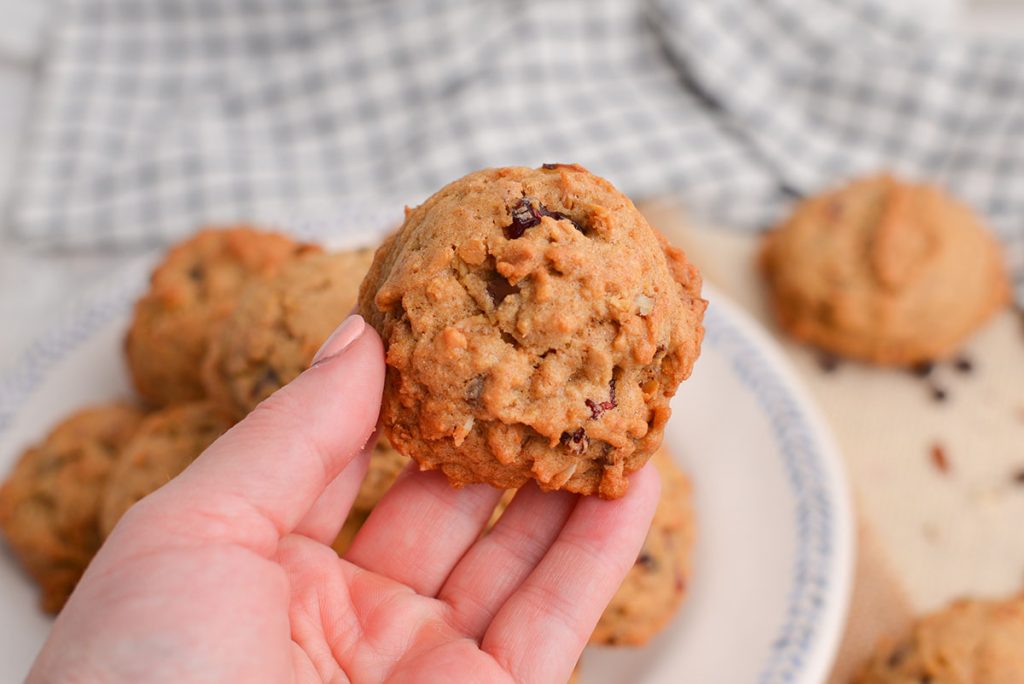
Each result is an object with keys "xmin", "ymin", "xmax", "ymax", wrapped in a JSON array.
[{"xmin": 30, "ymin": 315, "xmax": 659, "ymax": 683}]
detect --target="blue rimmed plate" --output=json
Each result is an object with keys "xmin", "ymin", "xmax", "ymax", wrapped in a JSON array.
[{"xmin": 0, "ymin": 219, "xmax": 852, "ymax": 683}]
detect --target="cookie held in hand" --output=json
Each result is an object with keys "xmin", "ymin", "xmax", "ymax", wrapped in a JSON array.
[{"xmin": 359, "ymin": 165, "xmax": 705, "ymax": 498}]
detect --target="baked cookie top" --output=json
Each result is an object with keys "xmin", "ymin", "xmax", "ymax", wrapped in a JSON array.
[
  {"xmin": 100, "ymin": 401, "xmax": 234, "ymax": 536},
  {"xmin": 0, "ymin": 403, "xmax": 145, "ymax": 612},
  {"xmin": 761, "ymin": 174, "xmax": 1009, "ymax": 365},
  {"xmin": 126, "ymin": 226, "xmax": 318, "ymax": 406},
  {"xmin": 591, "ymin": 446, "xmax": 694, "ymax": 646},
  {"xmin": 359, "ymin": 165, "xmax": 705, "ymax": 498},
  {"xmin": 854, "ymin": 594, "xmax": 1024, "ymax": 684},
  {"xmin": 203, "ymin": 249, "xmax": 375, "ymax": 417}
]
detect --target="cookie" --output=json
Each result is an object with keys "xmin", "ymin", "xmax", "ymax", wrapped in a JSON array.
[
  {"xmin": 0, "ymin": 403, "xmax": 145, "ymax": 612},
  {"xmin": 99, "ymin": 402, "xmax": 234, "ymax": 536},
  {"xmin": 126, "ymin": 226, "xmax": 318, "ymax": 406},
  {"xmin": 854, "ymin": 594, "xmax": 1024, "ymax": 683},
  {"xmin": 760, "ymin": 174, "xmax": 1009, "ymax": 365},
  {"xmin": 202, "ymin": 249, "xmax": 375, "ymax": 417},
  {"xmin": 359, "ymin": 165, "xmax": 705, "ymax": 499},
  {"xmin": 590, "ymin": 447, "xmax": 694, "ymax": 646}
]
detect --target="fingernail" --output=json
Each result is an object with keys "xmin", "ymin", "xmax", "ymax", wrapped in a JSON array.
[{"xmin": 312, "ymin": 315, "xmax": 366, "ymax": 367}]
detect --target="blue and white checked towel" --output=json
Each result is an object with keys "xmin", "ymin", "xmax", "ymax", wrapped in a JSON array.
[{"xmin": 10, "ymin": 0, "xmax": 1024, "ymax": 290}]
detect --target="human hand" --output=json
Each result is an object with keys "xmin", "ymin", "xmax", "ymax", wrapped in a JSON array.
[{"xmin": 30, "ymin": 315, "xmax": 659, "ymax": 683}]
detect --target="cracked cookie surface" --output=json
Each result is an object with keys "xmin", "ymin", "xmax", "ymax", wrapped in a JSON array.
[
  {"xmin": 359, "ymin": 165, "xmax": 705, "ymax": 498},
  {"xmin": 0, "ymin": 403, "xmax": 145, "ymax": 612},
  {"xmin": 761, "ymin": 174, "xmax": 1009, "ymax": 365},
  {"xmin": 126, "ymin": 226, "xmax": 318, "ymax": 406},
  {"xmin": 854, "ymin": 594, "xmax": 1024, "ymax": 683}
]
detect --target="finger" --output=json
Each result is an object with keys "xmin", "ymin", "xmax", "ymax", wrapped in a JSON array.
[
  {"xmin": 438, "ymin": 483, "xmax": 577, "ymax": 637},
  {"xmin": 345, "ymin": 468, "xmax": 504, "ymax": 596},
  {"xmin": 482, "ymin": 465, "xmax": 660, "ymax": 683},
  {"xmin": 125, "ymin": 315, "xmax": 384, "ymax": 557},
  {"xmin": 291, "ymin": 446, "xmax": 371, "ymax": 545}
]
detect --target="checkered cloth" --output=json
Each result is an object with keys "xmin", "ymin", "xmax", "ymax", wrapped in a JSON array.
[{"xmin": 10, "ymin": 0, "xmax": 1024, "ymax": 281}]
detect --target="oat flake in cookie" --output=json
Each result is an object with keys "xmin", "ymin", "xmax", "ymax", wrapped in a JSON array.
[{"xmin": 359, "ymin": 165, "xmax": 705, "ymax": 498}]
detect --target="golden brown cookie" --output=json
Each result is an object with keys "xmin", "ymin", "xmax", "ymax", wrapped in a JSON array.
[
  {"xmin": 760, "ymin": 174, "xmax": 1009, "ymax": 365},
  {"xmin": 854, "ymin": 594, "xmax": 1024, "ymax": 683},
  {"xmin": 126, "ymin": 226, "xmax": 318, "ymax": 406},
  {"xmin": 359, "ymin": 165, "xmax": 705, "ymax": 499},
  {"xmin": 0, "ymin": 403, "xmax": 145, "ymax": 612},
  {"xmin": 202, "ymin": 249, "xmax": 375, "ymax": 417},
  {"xmin": 99, "ymin": 402, "xmax": 234, "ymax": 536},
  {"xmin": 590, "ymin": 447, "xmax": 694, "ymax": 646}
]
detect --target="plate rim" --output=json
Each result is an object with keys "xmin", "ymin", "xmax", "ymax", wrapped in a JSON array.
[
  {"xmin": 0, "ymin": 254, "xmax": 853, "ymax": 684},
  {"xmin": 699, "ymin": 282, "xmax": 854, "ymax": 683}
]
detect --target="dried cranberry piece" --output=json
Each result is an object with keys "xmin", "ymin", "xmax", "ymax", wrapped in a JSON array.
[
  {"xmin": 538, "ymin": 206, "xmax": 585, "ymax": 234},
  {"xmin": 504, "ymin": 197, "xmax": 541, "ymax": 239},
  {"xmin": 486, "ymin": 272, "xmax": 519, "ymax": 305},
  {"xmin": 560, "ymin": 428, "xmax": 589, "ymax": 455},
  {"xmin": 542, "ymin": 163, "xmax": 560, "ymax": 170},
  {"xmin": 635, "ymin": 550, "xmax": 658, "ymax": 570},
  {"xmin": 585, "ymin": 378, "xmax": 617, "ymax": 419}
]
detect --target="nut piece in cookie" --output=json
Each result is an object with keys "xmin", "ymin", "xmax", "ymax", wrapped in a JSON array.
[
  {"xmin": 0, "ymin": 403, "xmax": 145, "ymax": 613},
  {"xmin": 202, "ymin": 249, "xmax": 376, "ymax": 417},
  {"xmin": 854, "ymin": 593, "xmax": 1024, "ymax": 683},
  {"xmin": 761, "ymin": 174, "xmax": 1009, "ymax": 365},
  {"xmin": 100, "ymin": 402, "xmax": 234, "ymax": 536},
  {"xmin": 590, "ymin": 447, "xmax": 694, "ymax": 646},
  {"xmin": 126, "ymin": 226, "xmax": 319, "ymax": 406},
  {"xmin": 359, "ymin": 165, "xmax": 706, "ymax": 498}
]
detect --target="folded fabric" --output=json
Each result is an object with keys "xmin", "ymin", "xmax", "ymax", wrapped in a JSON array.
[{"xmin": 10, "ymin": 0, "xmax": 1024, "ymax": 301}]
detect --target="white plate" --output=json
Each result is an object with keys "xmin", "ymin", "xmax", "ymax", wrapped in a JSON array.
[{"xmin": 0, "ymin": 220, "xmax": 852, "ymax": 683}]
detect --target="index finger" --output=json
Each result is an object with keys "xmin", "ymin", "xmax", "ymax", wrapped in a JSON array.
[{"xmin": 119, "ymin": 317, "xmax": 385, "ymax": 557}]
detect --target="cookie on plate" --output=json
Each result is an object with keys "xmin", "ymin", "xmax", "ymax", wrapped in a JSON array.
[
  {"xmin": 853, "ymin": 594, "xmax": 1024, "ymax": 683},
  {"xmin": 760, "ymin": 174, "xmax": 1009, "ymax": 365},
  {"xmin": 126, "ymin": 226, "xmax": 318, "ymax": 406},
  {"xmin": 0, "ymin": 403, "xmax": 145, "ymax": 612},
  {"xmin": 202, "ymin": 249, "xmax": 376, "ymax": 417},
  {"xmin": 100, "ymin": 402, "xmax": 234, "ymax": 536},
  {"xmin": 359, "ymin": 165, "xmax": 705, "ymax": 499},
  {"xmin": 590, "ymin": 447, "xmax": 694, "ymax": 646}
]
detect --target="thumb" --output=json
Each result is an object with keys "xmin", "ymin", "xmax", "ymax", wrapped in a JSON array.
[{"xmin": 128, "ymin": 315, "xmax": 385, "ymax": 556}]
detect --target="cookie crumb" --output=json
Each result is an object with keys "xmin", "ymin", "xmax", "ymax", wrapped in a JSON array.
[
  {"xmin": 953, "ymin": 356, "xmax": 973, "ymax": 373},
  {"xmin": 930, "ymin": 443, "xmax": 950, "ymax": 474},
  {"xmin": 930, "ymin": 383, "xmax": 948, "ymax": 403},
  {"xmin": 911, "ymin": 361, "xmax": 934, "ymax": 378},
  {"xmin": 817, "ymin": 352, "xmax": 840, "ymax": 373}
]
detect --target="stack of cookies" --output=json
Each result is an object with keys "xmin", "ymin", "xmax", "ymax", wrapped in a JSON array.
[{"xmin": 0, "ymin": 165, "xmax": 708, "ymax": 676}]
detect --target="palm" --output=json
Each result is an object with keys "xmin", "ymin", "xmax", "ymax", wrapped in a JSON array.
[{"xmin": 29, "ymin": 324, "xmax": 657, "ymax": 683}]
